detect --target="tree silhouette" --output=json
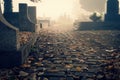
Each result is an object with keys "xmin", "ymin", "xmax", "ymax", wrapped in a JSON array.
[{"xmin": 89, "ymin": 12, "xmax": 102, "ymax": 22}]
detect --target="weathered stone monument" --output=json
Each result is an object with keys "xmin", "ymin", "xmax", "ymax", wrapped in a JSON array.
[
  {"xmin": 3, "ymin": 0, "xmax": 37, "ymax": 32},
  {"xmin": 19, "ymin": 3, "xmax": 36, "ymax": 32},
  {"xmin": 0, "ymin": 0, "xmax": 38, "ymax": 68},
  {"xmin": 28, "ymin": 6, "xmax": 37, "ymax": 24},
  {"xmin": 0, "ymin": 2, "xmax": 21, "ymax": 67},
  {"xmin": 4, "ymin": 0, "xmax": 12, "ymax": 13},
  {"xmin": 0, "ymin": 7, "xmax": 20, "ymax": 51},
  {"xmin": 3, "ymin": 0, "xmax": 19, "ymax": 27},
  {"xmin": 78, "ymin": 0, "xmax": 120, "ymax": 30},
  {"xmin": 105, "ymin": 0, "xmax": 120, "ymax": 22}
]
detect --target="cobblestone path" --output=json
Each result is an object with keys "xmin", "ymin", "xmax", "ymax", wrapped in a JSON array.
[
  {"xmin": 0, "ymin": 29, "xmax": 120, "ymax": 80},
  {"xmin": 30, "ymin": 30, "xmax": 120, "ymax": 80}
]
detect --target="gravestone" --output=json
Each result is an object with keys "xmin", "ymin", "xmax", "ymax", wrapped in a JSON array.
[
  {"xmin": 19, "ymin": 3, "xmax": 36, "ymax": 32},
  {"xmin": 0, "ymin": 2, "xmax": 38, "ymax": 68},
  {"xmin": 105, "ymin": 0, "xmax": 120, "ymax": 22},
  {"xmin": 0, "ymin": 5, "xmax": 20, "ymax": 52},
  {"xmin": 28, "ymin": 6, "xmax": 37, "ymax": 24},
  {"xmin": 3, "ymin": 0, "xmax": 37, "ymax": 32},
  {"xmin": 4, "ymin": 12, "xmax": 19, "ymax": 29},
  {"xmin": 28, "ymin": 6, "xmax": 40, "ymax": 32},
  {"xmin": 3, "ymin": 0, "xmax": 19, "ymax": 30},
  {"xmin": 0, "ymin": 4, "xmax": 21, "ymax": 68},
  {"xmin": 38, "ymin": 20, "xmax": 50, "ymax": 29},
  {"xmin": 78, "ymin": 0, "xmax": 120, "ymax": 30},
  {"xmin": 28, "ymin": 6, "xmax": 40, "ymax": 33}
]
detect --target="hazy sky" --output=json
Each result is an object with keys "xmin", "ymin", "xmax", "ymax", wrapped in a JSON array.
[
  {"xmin": 11, "ymin": 0, "xmax": 106, "ymax": 12},
  {"xmin": 80, "ymin": 0, "xmax": 106, "ymax": 12},
  {"xmin": 0, "ymin": 0, "xmax": 118, "ymax": 21}
]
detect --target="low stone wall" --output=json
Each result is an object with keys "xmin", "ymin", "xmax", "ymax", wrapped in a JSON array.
[
  {"xmin": 0, "ymin": 33, "xmax": 38, "ymax": 68},
  {"xmin": 79, "ymin": 22, "xmax": 120, "ymax": 30},
  {"xmin": 19, "ymin": 33, "xmax": 38, "ymax": 64}
]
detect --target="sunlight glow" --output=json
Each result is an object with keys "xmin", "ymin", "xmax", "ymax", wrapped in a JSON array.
[
  {"xmin": 12, "ymin": 0, "xmax": 91, "ymax": 21},
  {"xmin": 11, "ymin": 0, "xmax": 91, "ymax": 31},
  {"xmin": 36, "ymin": 0, "xmax": 75, "ymax": 20}
]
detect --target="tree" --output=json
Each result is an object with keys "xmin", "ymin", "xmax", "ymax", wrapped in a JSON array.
[{"xmin": 89, "ymin": 12, "xmax": 102, "ymax": 22}]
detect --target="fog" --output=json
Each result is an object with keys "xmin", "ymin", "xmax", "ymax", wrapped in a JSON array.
[
  {"xmin": 0, "ymin": 0, "xmax": 115, "ymax": 31},
  {"xmin": 80, "ymin": 0, "xmax": 106, "ymax": 13},
  {"xmin": 1, "ymin": 0, "xmax": 107, "ymax": 21}
]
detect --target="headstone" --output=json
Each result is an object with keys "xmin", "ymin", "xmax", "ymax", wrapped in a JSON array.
[
  {"xmin": 38, "ymin": 20, "xmax": 50, "ymax": 28},
  {"xmin": 3, "ymin": 0, "xmax": 19, "ymax": 30},
  {"xmin": 0, "ymin": 4, "xmax": 21, "ymax": 68},
  {"xmin": 28, "ymin": 6, "xmax": 40, "ymax": 33},
  {"xmin": 28, "ymin": 6, "xmax": 37, "ymax": 24},
  {"xmin": 0, "ymin": 5, "xmax": 20, "ymax": 52},
  {"xmin": 105, "ymin": 0, "xmax": 120, "ymax": 22},
  {"xmin": 4, "ymin": 12, "xmax": 19, "ymax": 29},
  {"xmin": 19, "ymin": 3, "xmax": 36, "ymax": 32}
]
